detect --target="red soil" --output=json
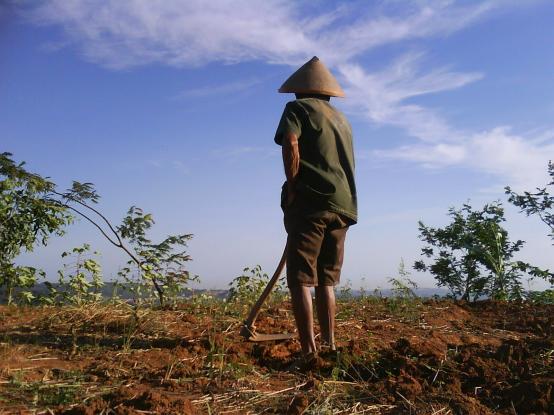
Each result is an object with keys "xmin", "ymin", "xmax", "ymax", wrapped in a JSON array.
[{"xmin": 0, "ymin": 299, "xmax": 552, "ymax": 414}]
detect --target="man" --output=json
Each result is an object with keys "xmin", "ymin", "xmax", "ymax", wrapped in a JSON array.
[{"xmin": 274, "ymin": 56, "xmax": 357, "ymax": 362}]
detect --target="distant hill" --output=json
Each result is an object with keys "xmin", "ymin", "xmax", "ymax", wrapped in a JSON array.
[
  {"xmin": 0, "ymin": 282, "xmax": 449, "ymax": 304},
  {"xmin": 0, "ymin": 282, "xmax": 228, "ymax": 303},
  {"xmin": 358, "ymin": 287, "xmax": 450, "ymax": 298}
]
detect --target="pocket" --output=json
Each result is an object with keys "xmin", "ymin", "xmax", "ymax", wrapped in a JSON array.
[
  {"xmin": 297, "ymin": 181, "xmax": 335, "ymax": 207},
  {"xmin": 280, "ymin": 182, "xmax": 287, "ymax": 210},
  {"xmin": 298, "ymin": 164, "xmax": 336, "ymax": 202},
  {"xmin": 280, "ymin": 182, "xmax": 294, "ymax": 211}
]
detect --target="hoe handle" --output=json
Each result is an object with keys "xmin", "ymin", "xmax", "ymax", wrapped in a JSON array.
[{"xmin": 243, "ymin": 242, "xmax": 288, "ymax": 330}]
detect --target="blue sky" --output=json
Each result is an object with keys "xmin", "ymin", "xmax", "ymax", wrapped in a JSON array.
[{"xmin": 2, "ymin": 0, "xmax": 554, "ymax": 290}]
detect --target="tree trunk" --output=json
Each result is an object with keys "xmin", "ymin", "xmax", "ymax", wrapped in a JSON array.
[
  {"xmin": 7, "ymin": 278, "xmax": 14, "ymax": 306},
  {"xmin": 152, "ymin": 278, "xmax": 164, "ymax": 307}
]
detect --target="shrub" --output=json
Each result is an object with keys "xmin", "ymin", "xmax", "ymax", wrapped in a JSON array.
[{"xmin": 415, "ymin": 202, "xmax": 550, "ymax": 301}]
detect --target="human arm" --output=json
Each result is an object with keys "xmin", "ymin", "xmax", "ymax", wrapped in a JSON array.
[
  {"xmin": 274, "ymin": 102, "xmax": 303, "ymax": 206},
  {"xmin": 282, "ymin": 132, "xmax": 300, "ymax": 206}
]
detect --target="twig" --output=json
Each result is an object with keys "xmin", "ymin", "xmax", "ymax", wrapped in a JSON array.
[
  {"xmin": 395, "ymin": 391, "xmax": 415, "ymax": 408},
  {"xmin": 431, "ymin": 407, "xmax": 451, "ymax": 415}
]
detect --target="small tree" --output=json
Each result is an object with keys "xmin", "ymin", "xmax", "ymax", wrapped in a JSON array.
[
  {"xmin": 228, "ymin": 265, "xmax": 270, "ymax": 305},
  {"xmin": 415, "ymin": 204, "xmax": 488, "ymax": 301},
  {"xmin": 0, "ymin": 153, "xmax": 71, "ymax": 304},
  {"xmin": 470, "ymin": 212, "xmax": 534, "ymax": 300},
  {"xmin": 49, "ymin": 185, "xmax": 196, "ymax": 307},
  {"xmin": 1, "ymin": 153, "xmax": 196, "ymax": 306},
  {"xmin": 415, "ymin": 202, "xmax": 551, "ymax": 301},
  {"xmin": 506, "ymin": 161, "xmax": 554, "ymax": 242},
  {"xmin": 117, "ymin": 206, "xmax": 196, "ymax": 306},
  {"xmin": 44, "ymin": 244, "xmax": 103, "ymax": 306}
]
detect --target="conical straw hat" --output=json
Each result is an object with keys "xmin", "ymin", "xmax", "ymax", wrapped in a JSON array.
[{"xmin": 278, "ymin": 56, "xmax": 345, "ymax": 97}]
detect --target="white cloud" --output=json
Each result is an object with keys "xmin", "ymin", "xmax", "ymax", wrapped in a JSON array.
[
  {"xmin": 338, "ymin": 54, "xmax": 482, "ymax": 143},
  {"xmin": 377, "ymin": 127, "xmax": 554, "ymax": 190},
  {"xmin": 176, "ymin": 79, "xmax": 262, "ymax": 99},
  {"xmin": 28, "ymin": 0, "xmax": 315, "ymax": 69},
  {"xmin": 211, "ymin": 146, "xmax": 277, "ymax": 161},
  {"xmin": 332, "ymin": 43, "xmax": 554, "ymax": 191},
  {"xmin": 375, "ymin": 143, "xmax": 467, "ymax": 167},
  {"xmin": 146, "ymin": 159, "xmax": 190, "ymax": 174},
  {"xmin": 27, "ymin": 0, "xmax": 506, "ymax": 69},
  {"xmin": 23, "ymin": 0, "xmax": 553, "ymax": 189},
  {"xmin": 467, "ymin": 128, "xmax": 554, "ymax": 190},
  {"xmin": 317, "ymin": 0, "xmax": 501, "ymax": 66}
]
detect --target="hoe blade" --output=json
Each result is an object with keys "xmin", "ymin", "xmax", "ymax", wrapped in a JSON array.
[
  {"xmin": 240, "ymin": 325, "xmax": 295, "ymax": 342},
  {"xmin": 246, "ymin": 332, "xmax": 295, "ymax": 342}
]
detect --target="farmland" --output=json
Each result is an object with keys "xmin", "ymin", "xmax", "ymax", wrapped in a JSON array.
[{"xmin": 1, "ymin": 297, "xmax": 552, "ymax": 414}]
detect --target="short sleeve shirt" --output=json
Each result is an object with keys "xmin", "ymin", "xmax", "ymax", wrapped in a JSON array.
[{"xmin": 274, "ymin": 98, "xmax": 357, "ymax": 224}]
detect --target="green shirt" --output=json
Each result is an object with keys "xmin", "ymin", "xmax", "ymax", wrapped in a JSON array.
[{"xmin": 274, "ymin": 98, "xmax": 357, "ymax": 224}]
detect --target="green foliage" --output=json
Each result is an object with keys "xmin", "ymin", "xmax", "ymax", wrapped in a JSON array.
[
  {"xmin": 227, "ymin": 265, "xmax": 271, "ymax": 304},
  {"xmin": 7, "ymin": 378, "xmax": 80, "ymax": 408},
  {"xmin": 415, "ymin": 202, "xmax": 551, "ymax": 301},
  {"xmin": 3, "ymin": 266, "xmax": 45, "ymax": 304},
  {"xmin": 117, "ymin": 206, "xmax": 197, "ymax": 307},
  {"xmin": 388, "ymin": 258, "xmax": 418, "ymax": 299},
  {"xmin": 386, "ymin": 259, "xmax": 420, "ymax": 319},
  {"xmin": 43, "ymin": 244, "xmax": 103, "ymax": 306},
  {"xmin": 0, "ymin": 153, "xmax": 71, "ymax": 304},
  {"xmin": 1, "ymin": 153, "xmax": 197, "ymax": 307},
  {"xmin": 525, "ymin": 289, "xmax": 554, "ymax": 304},
  {"xmin": 506, "ymin": 161, "xmax": 554, "ymax": 243},
  {"xmin": 5, "ymin": 368, "xmax": 86, "ymax": 408},
  {"xmin": 358, "ymin": 277, "xmax": 368, "ymax": 299},
  {"xmin": 337, "ymin": 279, "xmax": 353, "ymax": 301},
  {"xmin": 505, "ymin": 162, "xmax": 554, "ymax": 290}
]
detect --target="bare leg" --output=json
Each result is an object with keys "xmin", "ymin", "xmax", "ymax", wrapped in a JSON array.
[
  {"xmin": 289, "ymin": 285, "xmax": 317, "ymax": 356},
  {"xmin": 315, "ymin": 285, "xmax": 336, "ymax": 350}
]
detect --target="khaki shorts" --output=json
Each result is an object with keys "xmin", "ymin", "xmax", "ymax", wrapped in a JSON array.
[{"xmin": 284, "ymin": 210, "xmax": 349, "ymax": 287}]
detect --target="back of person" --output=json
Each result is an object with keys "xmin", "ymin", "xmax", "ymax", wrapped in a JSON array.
[
  {"xmin": 275, "ymin": 97, "xmax": 357, "ymax": 224},
  {"xmin": 273, "ymin": 56, "xmax": 357, "ymax": 362}
]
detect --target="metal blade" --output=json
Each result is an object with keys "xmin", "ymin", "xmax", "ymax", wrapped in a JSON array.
[
  {"xmin": 240, "ymin": 324, "xmax": 295, "ymax": 342},
  {"xmin": 246, "ymin": 332, "xmax": 295, "ymax": 342}
]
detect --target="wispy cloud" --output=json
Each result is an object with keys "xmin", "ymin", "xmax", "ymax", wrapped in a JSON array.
[
  {"xmin": 316, "ymin": 0, "xmax": 502, "ymax": 66},
  {"xmin": 27, "ymin": 0, "xmax": 314, "ymax": 69},
  {"xmin": 211, "ymin": 146, "xmax": 277, "ymax": 161},
  {"xmin": 339, "ymin": 53, "xmax": 483, "ymax": 143},
  {"xmin": 146, "ymin": 159, "xmax": 190, "ymax": 175},
  {"xmin": 376, "ymin": 127, "xmax": 554, "ymax": 191},
  {"xmin": 344, "ymin": 54, "xmax": 554, "ymax": 190},
  {"xmin": 26, "ymin": 0, "xmax": 507, "ymax": 69},
  {"xmin": 22, "ymin": 0, "xmax": 553, "ymax": 189},
  {"xmin": 171, "ymin": 160, "xmax": 190, "ymax": 175},
  {"xmin": 176, "ymin": 79, "xmax": 262, "ymax": 99}
]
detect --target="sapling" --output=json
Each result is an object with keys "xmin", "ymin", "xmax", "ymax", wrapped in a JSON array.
[
  {"xmin": 44, "ymin": 244, "xmax": 103, "ymax": 306},
  {"xmin": 415, "ymin": 202, "xmax": 551, "ymax": 301}
]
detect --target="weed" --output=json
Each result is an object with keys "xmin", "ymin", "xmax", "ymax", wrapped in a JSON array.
[
  {"xmin": 386, "ymin": 259, "xmax": 421, "ymax": 321},
  {"xmin": 121, "ymin": 305, "xmax": 151, "ymax": 352},
  {"xmin": 337, "ymin": 279, "xmax": 353, "ymax": 301},
  {"xmin": 5, "ymin": 375, "xmax": 83, "ymax": 409},
  {"xmin": 228, "ymin": 265, "xmax": 270, "ymax": 305},
  {"xmin": 358, "ymin": 277, "xmax": 369, "ymax": 299},
  {"xmin": 43, "ymin": 244, "xmax": 103, "ymax": 306},
  {"xmin": 525, "ymin": 289, "xmax": 554, "ymax": 304}
]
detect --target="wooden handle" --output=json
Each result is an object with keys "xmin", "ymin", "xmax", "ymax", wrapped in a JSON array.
[{"xmin": 243, "ymin": 241, "xmax": 288, "ymax": 329}]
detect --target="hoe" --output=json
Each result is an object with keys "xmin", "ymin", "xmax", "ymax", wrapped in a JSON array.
[{"xmin": 240, "ymin": 243, "xmax": 296, "ymax": 342}]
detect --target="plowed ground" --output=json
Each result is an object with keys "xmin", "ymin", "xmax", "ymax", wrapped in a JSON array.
[{"xmin": 0, "ymin": 298, "xmax": 552, "ymax": 414}]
